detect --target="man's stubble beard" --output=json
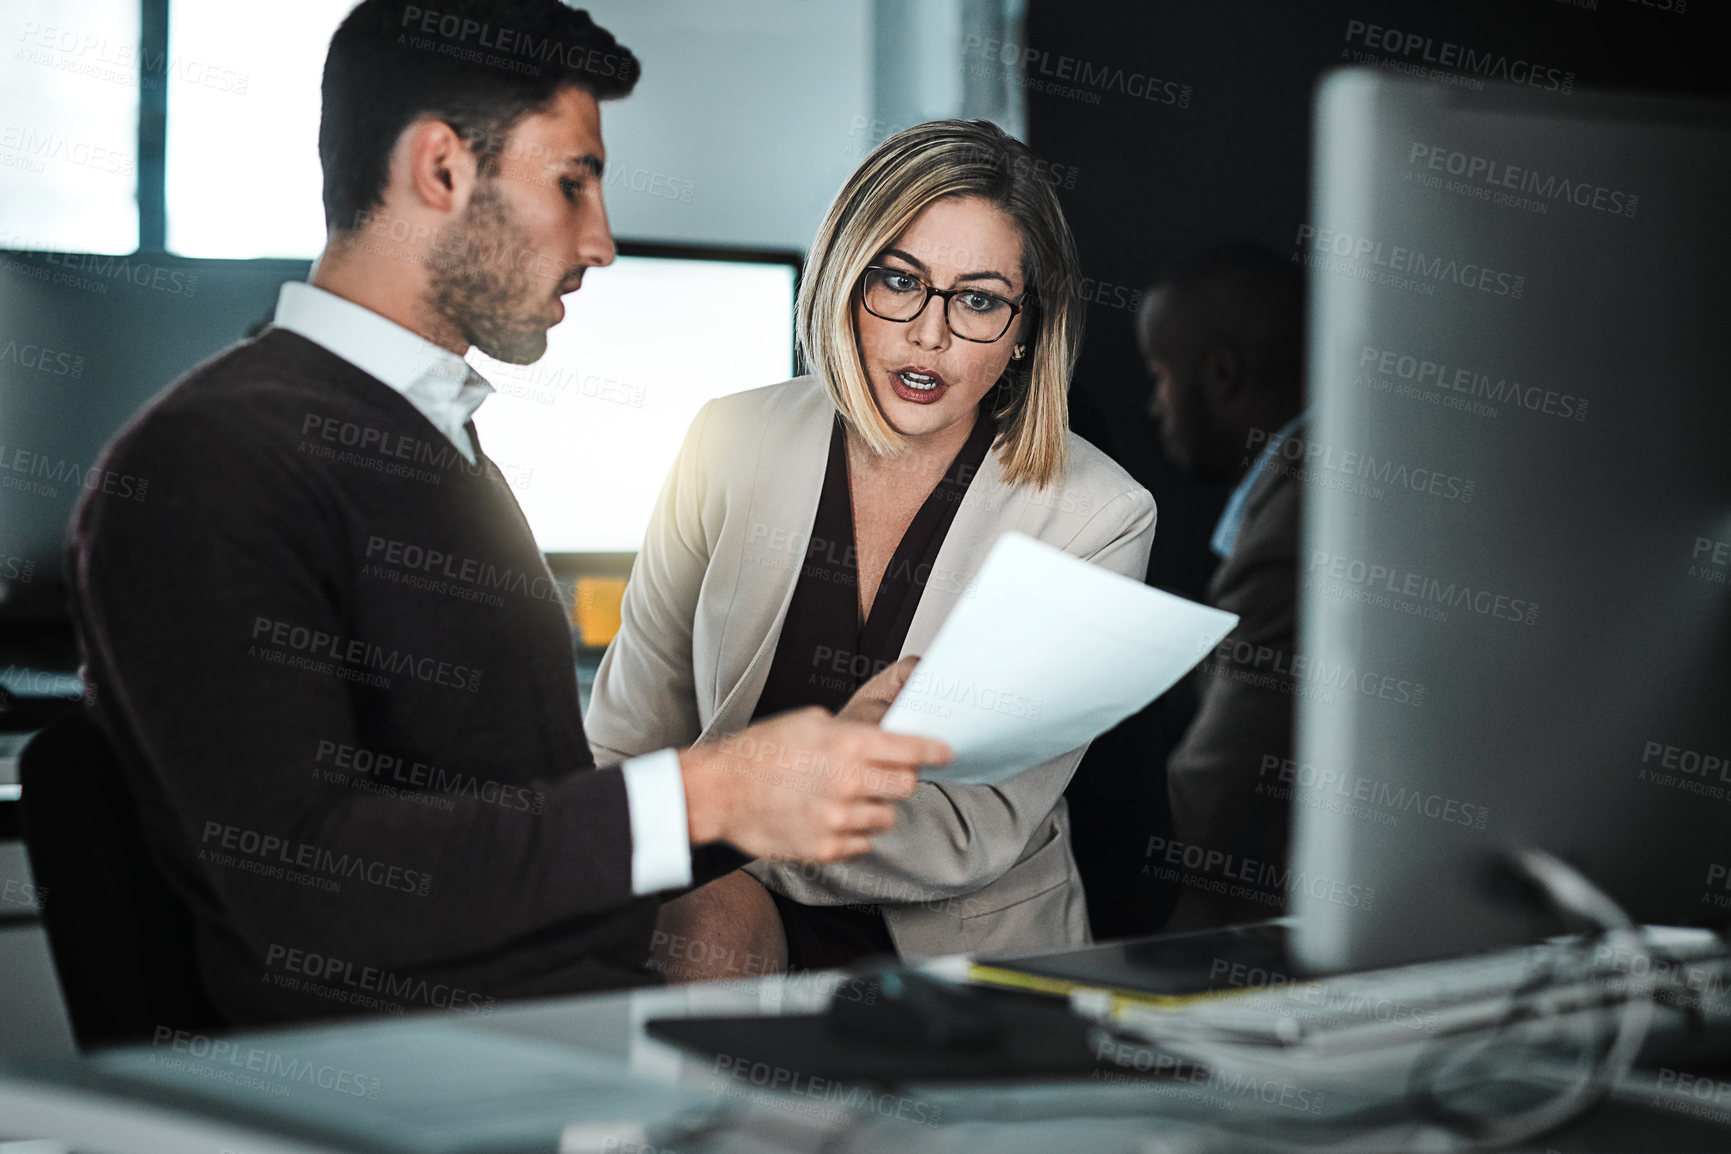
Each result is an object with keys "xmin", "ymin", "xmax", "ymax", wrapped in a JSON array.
[{"xmin": 427, "ymin": 178, "xmax": 552, "ymax": 365}]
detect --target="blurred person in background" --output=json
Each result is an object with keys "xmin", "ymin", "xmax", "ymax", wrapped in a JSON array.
[{"xmin": 1141, "ymin": 242, "xmax": 1306, "ymax": 931}]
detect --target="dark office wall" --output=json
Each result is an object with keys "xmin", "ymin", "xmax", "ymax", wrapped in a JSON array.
[{"xmin": 1029, "ymin": 0, "xmax": 1731, "ymax": 939}]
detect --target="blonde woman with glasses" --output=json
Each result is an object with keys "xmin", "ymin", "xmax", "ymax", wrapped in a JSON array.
[{"xmin": 586, "ymin": 119, "xmax": 1156, "ymax": 978}]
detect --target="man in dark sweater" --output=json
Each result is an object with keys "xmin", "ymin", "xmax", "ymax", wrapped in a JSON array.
[
  {"xmin": 1140, "ymin": 243, "xmax": 1307, "ymax": 930},
  {"xmin": 68, "ymin": 0, "xmax": 945, "ymax": 1026}
]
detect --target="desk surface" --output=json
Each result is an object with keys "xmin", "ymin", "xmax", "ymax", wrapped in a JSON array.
[{"xmin": 5, "ymin": 960, "xmax": 1731, "ymax": 1154}]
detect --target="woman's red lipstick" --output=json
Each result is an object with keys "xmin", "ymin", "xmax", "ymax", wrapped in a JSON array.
[{"xmin": 888, "ymin": 365, "xmax": 948, "ymax": 405}]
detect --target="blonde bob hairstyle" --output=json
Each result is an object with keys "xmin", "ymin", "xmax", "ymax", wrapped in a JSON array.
[{"xmin": 797, "ymin": 119, "xmax": 1084, "ymax": 489}]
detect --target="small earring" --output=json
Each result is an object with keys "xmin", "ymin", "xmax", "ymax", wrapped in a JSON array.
[{"xmin": 1012, "ymin": 345, "xmax": 1026, "ymax": 360}]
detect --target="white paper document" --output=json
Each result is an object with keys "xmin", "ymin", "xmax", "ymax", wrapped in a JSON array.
[{"xmin": 881, "ymin": 532, "xmax": 1240, "ymax": 785}]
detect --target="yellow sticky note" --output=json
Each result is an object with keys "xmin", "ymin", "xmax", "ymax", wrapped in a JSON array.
[{"xmin": 573, "ymin": 577, "xmax": 628, "ymax": 648}]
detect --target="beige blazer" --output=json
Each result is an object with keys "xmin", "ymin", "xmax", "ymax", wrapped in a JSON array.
[{"xmin": 585, "ymin": 377, "xmax": 1157, "ymax": 960}]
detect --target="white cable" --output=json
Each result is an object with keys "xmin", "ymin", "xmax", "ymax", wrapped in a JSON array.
[{"xmin": 1080, "ymin": 850, "xmax": 1674, "ymax": 1153}]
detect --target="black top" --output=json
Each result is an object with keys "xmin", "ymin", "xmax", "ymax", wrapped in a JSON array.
[
  {"xmin": 754, "ymin": 408, "xmax": 997, "ymax": 717},
  {"xmin": 752, "ymin": 405, "xmax": 996, "ymax": 968},
  {"xmin": 69, "ymin": 328, "xmax": 664, "ymax": 1026}
]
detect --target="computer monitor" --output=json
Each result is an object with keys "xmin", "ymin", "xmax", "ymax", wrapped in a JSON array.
[
  {"xmin": 0, "ymin": 252, "xmax": 310, "ymax": 627},
  {"xmin": 467, "ymin": 242, "xmax": 800, "ymax": 561},
  {"xmin": 1289, "ymin": 71, "xmax": 1731, "ymax": 973}
]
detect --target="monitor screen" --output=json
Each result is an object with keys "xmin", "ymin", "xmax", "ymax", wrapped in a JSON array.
[
  {"xmin": 1290, "ymin": 71, "xmax": 1731, "ymax": 973},
  {"xmin": 466, "ymin": 245, "xmax": 799, "ymax": 556},
  {"xmin": 0, "ymin": 251, "xmax": 312, "ymax": 625}
]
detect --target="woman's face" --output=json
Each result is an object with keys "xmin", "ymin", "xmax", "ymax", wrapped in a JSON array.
[{"xmin": 852, "ymin": 195, "xmax": 1028, "ymax": 447}]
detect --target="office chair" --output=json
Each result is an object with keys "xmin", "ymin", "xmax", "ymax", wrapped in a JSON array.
[{"xmin": 18, "ymin": 711, "xmax": 223, "ymax": 1049}]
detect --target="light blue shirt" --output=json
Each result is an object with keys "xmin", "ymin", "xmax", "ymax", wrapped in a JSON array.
[
  {"xmin": 270, "ymin": 282, "xmax": 692, "ymax": 895},
  {"xmin": 1210, "ymin": 410, "xmax": 1308, "ymax": 559}
]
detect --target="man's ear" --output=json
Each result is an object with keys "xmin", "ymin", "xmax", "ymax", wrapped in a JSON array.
[{"xmin": 400, "ymin": 117, "xmax": 479, "ymax": 217}]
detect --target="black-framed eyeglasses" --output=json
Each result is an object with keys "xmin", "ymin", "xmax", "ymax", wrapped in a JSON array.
[{"xmin": 857, "ymin": 265, "xmax": 1028, "ymax": 344}]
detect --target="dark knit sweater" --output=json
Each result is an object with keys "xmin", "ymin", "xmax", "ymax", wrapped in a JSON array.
[{"xmin": 70, "ymin": 328, "xmax": 658, "ymax": 1025}]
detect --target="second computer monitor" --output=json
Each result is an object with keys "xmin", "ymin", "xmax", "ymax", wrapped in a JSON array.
[
  {"xmin": 1290, "ymin": 71, "xmax": 1731, "ymax": 973},
  {"xmin": 468, "ymin": 242, "xmax": 799, "ymax": 559}
]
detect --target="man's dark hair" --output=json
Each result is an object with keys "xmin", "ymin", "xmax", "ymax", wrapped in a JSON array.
[
  {"xmin": 1139, "ymin": 241, "xmax": 1305, "ymax": 399},
  {"xmin": 319, "ymin": 1, "xmax": 639, "ymax": 233}
]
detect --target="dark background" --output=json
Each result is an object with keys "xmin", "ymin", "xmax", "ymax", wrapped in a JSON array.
[{"xmin": 1033, "ymin": 0, "xmax": 1731, "ymax": 939}]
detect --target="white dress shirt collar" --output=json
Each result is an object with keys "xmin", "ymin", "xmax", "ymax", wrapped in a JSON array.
[{"xmin": 272, "ymin": 281, "xmax": 494, "ymax": 463}]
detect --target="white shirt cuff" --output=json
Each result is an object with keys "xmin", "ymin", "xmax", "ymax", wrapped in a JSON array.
[{"xmin": 619, "ymin": 748, "xmax": 693, "ymax": 895}]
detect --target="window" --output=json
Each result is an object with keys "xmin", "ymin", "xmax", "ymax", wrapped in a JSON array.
[
  {"xmin": 0, "ymin": 0, "xmax": 142, "ymax": 253},
  {"xmin": 164, "ymin": 0, "xmax": 355, "ymax": 257}
]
